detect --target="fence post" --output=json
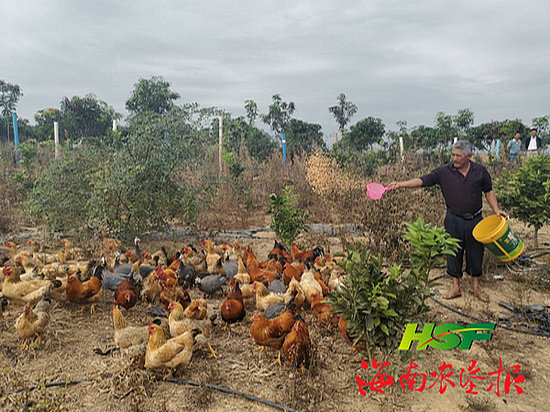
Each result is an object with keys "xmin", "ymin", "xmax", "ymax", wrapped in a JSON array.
[
  {"xmin": 218, "ymin": 115, "xmax": 223, "ymax": 178},
  {"xmin": 54, "ymin": 121, "xmax": 60, "ymax": 159},
  {"xmin": 399, "ymin": 136, "xmax": 404, "ymax": 161},
  {"xmin": 12, "ymin": 113, "xmax": 19, "ymax": 165},
  {"xmin": 282, "ymin": 133, "xmax": 287, "ymax": 167}
]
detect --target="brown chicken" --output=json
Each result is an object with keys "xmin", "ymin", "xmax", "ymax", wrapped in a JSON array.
[
  {"xmin": 114, "ymin": 274, "xmax": 138, "ymax": 310},
  {"xmin": 221, "ymin": 278, "xmax": 246, "ymax": 324},
  {"xmin": 160, "ymin": 283, "xmax": 190, "ymax": 312},
  {"xmin": 112, "ymin": 305, "xmax": 149, "ymax": 350},
  {"xmin": 66, "ymin": 267, "xmax": 102, "ymax": 312},
  {"xmin": 263, "ymin": 258, "xmax": 283, "ymax": 274},
  {"xmin": 102, "ymin": 229, "xmax": 123, "ymax": 252},
  {"xmin": 2, "ymin": 265, "xmax": 53, "ymax": 305},
  {"xmin": 145, "ymin": 323, "xmax": 199, "ymax": 370},
  {"xmin": 141, "ymin": 266, "xmax": 163, "ymax": 302},
  {"xmin": 338, "ymin": 316, "xmax": 352, "ymax": 345},
  {"xmin": 310, "ymin": 292, "xmax": 336, "ymax": 325},
  {"xmin": 338, "ymin": 316, "xmax": 367, "ymax": 352},
  {"xmin": 159, "ymin": 267, "xmax": 190, "ymax": 311},
  {"xmin": 290, "ymin": 243, "xmax": 314, "ymax": 262},
  {"xmin": 15, "ymin": 292, "xmax": 51, "ymax": 349},
  {"xmin": 282, "ymin": 261, "xmax": 305, "ymax": 285},
  {"xmin": 247, "ymin": 258, "xmax": 278, "ymax": 284},
  {"xmin": 250, "ymin": 304, "xmax": 296, "ymax": 365},
  {"xmin": 282, "ymin": 318, "xmax": 311, "ymax": 371},
  {"xmin": 242, "ymin": 245, "xmax": 253, "ymax": 267}
]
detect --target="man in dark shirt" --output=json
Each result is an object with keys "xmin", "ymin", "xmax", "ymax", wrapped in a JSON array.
[{"xmin": 388, "ymin": 141, "xmax": 508, "ymax": 302}]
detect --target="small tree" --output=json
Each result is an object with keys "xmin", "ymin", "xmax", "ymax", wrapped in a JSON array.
[
  {"xmin": 267, "ymin": 186, "xmax": 310, "ymax": 249},
  {"xmin": 0, "ymin": 80, "xmax": 23, "ymax": 141},
  {"xmin": 260, "ymin": 94, "xmax": 295, "ymax": 144},
  {"xmin": 244, "ymin": 99, "xmax": 258, "ymax": 126},
  {"xmin": 497, "ymin": 155, "xmax": 550, "ymax": 246},
  {"xmin": 453, "ymin": 108, "xmax": 474, "ymax": 137},
  {"xmin": 329, "ymin": 93, "xmax": 357, "ymax": 137}
]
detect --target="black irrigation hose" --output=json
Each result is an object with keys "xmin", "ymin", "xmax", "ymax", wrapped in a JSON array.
[
  {"xmin": 428, "ymin": 295, "xmax": 550, "ymax": 339},
  {"xmin": 8, "ymin": 376, "xmax": 296, "ymax": 411},
  {"xmin": 9, "ymin": 378, "xmax": 94, "ymax": 394},
  {"xmin": 161, "ymin": 377, "xmax": 296, "ymax": 412}
]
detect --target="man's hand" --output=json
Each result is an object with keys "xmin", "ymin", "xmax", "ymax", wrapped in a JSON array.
[
  {"xmin": 386, "ymin": 182, "xmax": 398, "ymax": 191},
  {"xmin": 495, "ymin": 209, "xmax": 509, "ymax": 220}
]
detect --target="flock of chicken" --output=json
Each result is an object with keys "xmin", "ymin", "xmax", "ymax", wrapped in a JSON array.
[{"xmin": 0, "ymin": 236, "xmax": 352, "ymax": 373}]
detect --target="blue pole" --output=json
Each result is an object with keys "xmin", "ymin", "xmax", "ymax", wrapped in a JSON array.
[
  {"xmin": 12, "ymin": 112, "xmax": 20, "ymax": 165},
  {"xmin": 282, "ymin": 132, "xmax": 287, "ymax": 166}
]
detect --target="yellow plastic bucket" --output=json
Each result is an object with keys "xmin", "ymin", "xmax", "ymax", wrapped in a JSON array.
[{"xmin": 473, "ymin": 215, "xmax": 524, "ymax": 262}]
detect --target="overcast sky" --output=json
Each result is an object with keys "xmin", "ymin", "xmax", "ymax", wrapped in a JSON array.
[{"xmin": 2, "ymin": 0, "xmax": 549, "ymax": 143}]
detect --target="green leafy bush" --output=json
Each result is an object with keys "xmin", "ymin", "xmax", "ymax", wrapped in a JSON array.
[
  {"xmin": 404, "ymin": 216, "xmax": 460, "ymax": 276},
  {"xmin": 267, "ymin": 185, "xmax": 310, "ymax": 249},
  {"xmin": 26, "ymin": 146, "xmax": 97, "ymax": 233},
  {"xmin": 496, "ymin": 155, "xmax": 550, "ymax": 245},
  {"xmin": 26, "ymin": 111, "xmax": 200, "ymax": 239},
  {"xmin": 327, "ymin": 219, "xmax": 459, "ymax": 360}
]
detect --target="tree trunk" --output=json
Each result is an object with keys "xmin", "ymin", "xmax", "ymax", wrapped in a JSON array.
[{"xmin": 534, "ymin": 227, "xmax": 539, "ymax": 248}]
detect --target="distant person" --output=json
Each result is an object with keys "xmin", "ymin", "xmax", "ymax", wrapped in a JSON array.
[
  {"xmin": 525, "ymin": 128, "xmax": 542, "ymax": 156},
  {"xmin": 507, "ymin": 133, "xmax": 522, "ymax": 165},
  {"xmin": 388, "ymin": 140, "xmax": 508, "ymax": 302}
]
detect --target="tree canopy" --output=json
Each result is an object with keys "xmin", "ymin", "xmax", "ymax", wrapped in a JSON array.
[
  {"xmin": 126, "ymin": 76, "xmax": 180, "ymax": 115},
  {"xmin": 260, "ymin": 94, "xmax": 295, "ymax": 141},
  {"xmin": 285, "ymin": 118, "xmax": 326, "ymax": 158},
  {"xmin": 341, "ymin": 116, "xmax": 385, "ymax": 151},
  {"xmin": 329, "ymin": 93, "xmax": 357, "ymax": 135},
  {"xmin": 33, "ymin": 94, "xmax": 119, "ymax": 142}
]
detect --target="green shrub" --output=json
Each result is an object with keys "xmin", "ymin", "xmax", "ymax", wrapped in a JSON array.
[
  {"xmin": 496, "ymin": 155, "xmax": 550, "ymax": 246},
  {"xmin": 26, "ymin": 111, "xmax": 201, "ymax": 239},
  {"xmin": 327, "ymin": 219, "xmax": 459, "ymax": 360},
  {"xmin": 404, "ymin": 216, "xmax": 460, "ymax": 276},
  {"xmin": 26, "ymin": 147, "xmax": 97, "ymax": 233},
  {"xmin": 267, "ymin": 185, "xmax": 310, "ymax": 249}
]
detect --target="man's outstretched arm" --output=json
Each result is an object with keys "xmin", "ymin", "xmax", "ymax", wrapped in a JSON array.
[{"xmin": 388, "ymin": 178, "xmax": 423, "ymax": 190}]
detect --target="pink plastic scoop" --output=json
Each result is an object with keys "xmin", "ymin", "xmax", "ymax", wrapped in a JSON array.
[{"xmin": 366, "ymin": 182, "xmax": 392, "ymax": 200}]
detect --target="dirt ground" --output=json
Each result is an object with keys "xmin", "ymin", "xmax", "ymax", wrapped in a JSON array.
[{"xmin": 1, "ymin": 226, "xmax": 549, "ymax": 412}]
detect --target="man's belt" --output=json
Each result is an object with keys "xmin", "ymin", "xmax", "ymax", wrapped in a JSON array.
[{"xmin": 447, "ymin": 209, "xmax": 482, "ymax": 220}]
